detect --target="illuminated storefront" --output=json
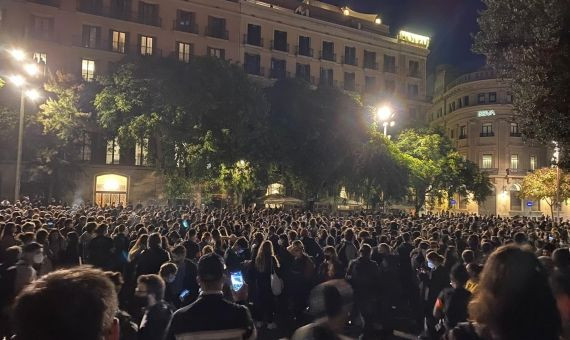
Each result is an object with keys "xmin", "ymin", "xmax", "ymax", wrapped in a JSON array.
[{"xmin": 94, "ymin": 174, "xmax": 128, "ymax": 207}]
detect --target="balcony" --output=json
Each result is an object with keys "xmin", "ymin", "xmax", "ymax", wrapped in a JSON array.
[
  {"xmin": 244, "ymin": 65, "xmax": 264, "ymax": 77},
  {"xmin": 480, "ymin": 132, "xmax": 495, "ymax": 137},
  {"xmin": 269, "ymin": 69, "xmax": 289, "ymax": 79},
  {"xmin": 481, "ymin": 168, "xmax": 499, "ymax": 175},
  {"xmin": 447, "ymin": 69, "xmax": 497, "ymax": 91},
  {"xmin": 29, "ymin": 0, "xmax": 60, "ymax": 7},
  {"xmin": 458, "ymin": 134, "xmax": 467, "ymax": 140},
  {"xmin": 341, "ymin": 56, "xmax": 358, "ymax": 66},
  {"xmin": 243, "ymin": 34, "xmax": 263, "ymax": 47},
  {"xmin": 319, "ymin": 51, "xmax": 336, "ymax": 62},
  {"xmin": 295, "ymin": 45, "xmax": 313, "ymax": 58},
  {"xmin": 270, "ymin": 40, "xmax": 289, "ymax": 53},
  {"xmin": 72, "ymin": 35, "xmax": 129, "ymax": 54},
  {"xmin": 206, "ymin": 26, "xmax": 229, "ymax": 40},
  {"xmin": 384, "ymin": 65, "xmax": 396, "ymax": 73},
  {"xmin": 137, "ymin": 15, "xmax": 161, "ymax": 27},
  {"xmin": 296, "ymin": 74, "xmax": 315, "ymax": 84},
  {"xmin": 409, "ymin": 71, "xmax": 421, "ymax": 78},
  {"xmin": 363, "ymin": 61, "xmax": 378, "ymax": 70},
  {"xmin": 173, "ymin": 20, "xmax": 198, "ymax": 34},
  {"xmin": 76, "ymin": 4, "xmax": 162, "ymax": 28},
  {"xmin": 510, "ymin": 132, "xmax": 522, "ymax": 137},
  {"xmin": 28, "ymin": 29, "xmax": 57, "ymax": 41}
]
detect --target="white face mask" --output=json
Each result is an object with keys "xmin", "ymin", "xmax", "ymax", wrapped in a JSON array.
[
  {"xmin": 166, "ymin": 275, "xmax": 176, "ymax": 283},
  {"xmin": 427, "ymin": 260, "xmax": 436, "ymax": 269},
  {"xmin": 33, "ymin": 254, "xmax": 45, "ymax": 264}
]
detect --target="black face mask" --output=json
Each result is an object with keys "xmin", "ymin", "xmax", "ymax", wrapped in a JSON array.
[
  {"xmin": 324, "ymin": 255, "xmax": 332, "ymax": 261},
  {"xmin": 133, "ymin": 294, "xmax": 148, "ymax": 308}
]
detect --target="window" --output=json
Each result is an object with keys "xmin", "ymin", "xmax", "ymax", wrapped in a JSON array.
[
  {"xmin": 78, "ymin": 0, "xmax": 102, "ymax": 14},
  {"xmin": 244, "ymin": 53, "xmax": 261, "ymax": 75},
  {"xmin": 135, "ymin": 138, "xmax": 149, "ymax": 166},
  {"xmin": 321, "ymin": 41, "xmax": 335, "ymax": 61},
  {"xmin": 343, "ymin": 72, "xmax": 355, "ymax": 91},
  {"xmin": 272, "ymin": 30, "xmax": 288, "ymax": 52},
  {"xmin": 530, "ymin": 156, "xmax": 537, "ymax": 171},
  {"xmin": 80, "ymin": 132, "xmax": 91, "ymax": 161},
  {"xmin": 482, "ymin": 154, "xmax": 493, "ymax": 169},
  {"xmin": 81, "ymin": 59, "xmax": 95, "ymax": 81},
  {"xmin": 106, "ymin": 137, "xmax": 120, "ymax": 165},
  {"xmin": 111, "ymin": 30, "xmax": 127, "ymax": 53},
  {"xmin": 463, "ymin": 95, "xmax": 470, "ymax": 106},
  {"xmin": 451, "ymin": 102, "xmax": 456, "ymax": 111},
  {"xmin": 246, "ymin": 24, "xmax": 262, "ymax": 46},
  {"xmin": 478, "ymin": 93, "xmax": 486, "ymax": 104},
  {"xmin": 81, "ymin": 25, "xmax": 100, "ymax": 48},
  {"xmin": 506, "ymin": 92, "xmax": 513, "ymax": 103},
  {"xmin": 138, "ymin": 2, "xmax": 159, "ymax": 26},
  {"xmin": 110, "ymin": 0, "xmax": 130, "ymax": 19},
  {"xmin": 489, "ymin": 92, "xmax": 497, "ymax": 103},
  {"xmin": 270, "ymin": 58, "xmax": 286, "ymax": 79},
  {"xmin": 343, "ymin": 46, "xmax": 356, "ymax": 66},
  {"xmin": 384, "ymin": 55, "xmax": 396, "ymax": 73},
  {"xmin": 450, "ymin": 128, "xmax": 454, "ymax": 139},
  {"xmin": 407, "ymin": 84, "xmax": 419, "ymax": 97},
  {"xmin": 510, "ymin": 189, "xmax": 522, "ymax": 211},
  {"xmin": 408, "ymin": 60, "xmax": 420, "ymax": 77},
  {"xmin": 364, "ymin": 76, "xmax": 376, "ymax": 92},
  {"xmin": 481, "ymin": 123, "xmax": 493, "ymax": 137},
  {"xmin": 296, "ymin": 63, "xmax": 310, "ymax": 82},
  {"xmin": 176, "ymin": 10, "xmax": 196, "ymax": 33},
  {"xmin": 176, "ymin": 42, "xmax": 192, "ymax": 62},
  {"xmin": 30, "ymin": 15, "xmax": 54, "ymax": 40},
  {"xmin": 320, "ymin": 68, "xmax": 334, "ymax": 86},
  {"xmin": 207, "ymin": 16, "xmax": 227, "ymax": 39},
  {"xmin": 139, "ymin": 35, "xmax": 154, "ymax": 55},
  {"xmin": 510, "ymin": 123, "xmax": 520, "ymax": 136},
  {"xmin": 363, "ymin": 50, "xmax": 377, "ymax": 69},
  {"xmin": 33, "ymin": 52, "xmax": 47, "ymax": 75},
  {"xmin": 298, "ymin": 36, "xmax": 311, "ymax": 56},
  {"xmin": 458, "ymin": 98, "xmax": 463, "ymax": 109},
  {"xmin": 459, "ymin": 125, "xmax": 467, "ymax": 139},
  {"xmin": 385, "ymin": 79, "xmax": 396, "ymax": 93},
  {"xmin": 207, "ymin": 47, "xmax": 225, "ymax": 60},
  {"xmin": 510, "ymin": 154, "xmax": 519, "ymax": 169}
]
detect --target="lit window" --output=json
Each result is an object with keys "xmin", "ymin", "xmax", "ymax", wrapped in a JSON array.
[
  {"xmin": 530, "ymin": 156, "xmax": 536, "ymax": 171},
  {"xmin": 140, "ymin": 35, "xmax": 154, "ymax": 55},
  {"xmin": 135, "ymin": 137, "xmax": 149, "ymax": 166},
  {"xmin": 81, "ymin": 59, "xmax": 95, "ymax": 81},
  {"xmin": 106, "ymin": 137, "xmax": 120, "ymax": 165},
  {"xmin": 482, "ymin": 154, "xmax": 493, "ymax": 169},
  {"xmin": 510, "ymin": 123, "xmax": 519, "ymax": 136},
  {"xmin": 207, "ymin": 46, "xmax": 225, "ymax": 59},
  {"xmin": 33, "ymin": 52, "xmax": 47, "ymax": 75},
  {"xmin": 511, "ymin": 154, "xmax": 518, "ymax": 169},
  {"xmin": 112, "ymin": 31, "xmax": 127, "ymax": 53},
  {"xmin": 177, "ymin": 42, "xmax": 192, "ymax": 63}
]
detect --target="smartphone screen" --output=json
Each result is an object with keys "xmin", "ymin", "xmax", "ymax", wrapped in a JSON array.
[
  {"xmin": 182, "ymin": 220, "xmax": 190, "ymax": 229},
  {"xmin": 230, "ymin": 271, "xmax": 244, "ymax": 292},
  {"xmin": 179, "ymin": 289, "xmax": 190, "ymax": 300}
]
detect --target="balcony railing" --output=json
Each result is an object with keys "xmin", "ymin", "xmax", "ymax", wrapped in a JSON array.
[
  {"xmin": 244, "ymin": 65, "xmax": 264, "ymax": 76},
  {"xmin": 269, "ymin": 69, "xmax": 289, "ymax": 79},
  {"xmin": 458, "ymin": 134, "xmax": 467, "ymax": 140},
  {"xmin": 510, "ymin": 132, "xmax": 522, "ymax": 137},
  {"xmin": 384, "ymin": 65, "xmax": 396, "ymax": 73},
  {"xmin": 76, "ymin": 4, "xmax": 162, "ymax": 28},
  {"xmin": 72, "ymin": 35, "xmax": 129, "ymax": 54},
  {"xmin": 206, "ymin": 26, "xmax": 229, "ymax": 40},
  {"xmin": 28, "ymin": 30, "xmax": 57, "ymax": 41},
  {"xmin": 296, "ymin": 74, "xmax": 315, "ymax": 84},
  {"xmin": 270, "ymin": 40, "xmax": 289, "ymax": 53},
  {"xmin": 319, "ymin": 51, "xmax": 336, "ymax": 62},
  {"xmin": 243, "ymin": 34, "xmax": 263, "ymax": 47},
  {"xmin": 173, "ymin": 20, "xmax": 198, "ymax": 34},
  {"xmin": 363, "ymin": 61, "xmax": 378, "ymax": 70},
  {"xmin": 341, "ymin": 56, "xmax": 358, "ymax": 66},
  {"xmin": 138, "ymin": 15, "xmax": 161, "ymax": 27},
  {"xmin": 409, "ymin": 70, "xmax": 421, "ymax": 78},
  {"xmin": 480, "ymin": 132, "xmax": 495, "ymax": 137},
  {"xmin": 295, "ymin": 45, "xmax": 313, "ymax": 58},
  {"xmin": 447, "ymin": 69, "xmax": 497, "ymax": 91},
  {"xmin": 28, "ymin": 0, "xmax": 60, "ymax": 7}
]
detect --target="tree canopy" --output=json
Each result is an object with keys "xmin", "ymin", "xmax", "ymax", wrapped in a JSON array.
[
  {"xmin": 520, "ymin": 167, "xmax": 570, "ymax": 217},
  {"xmin": 474, "ymin": 0, "xmax": 570, "ymax": 167}
]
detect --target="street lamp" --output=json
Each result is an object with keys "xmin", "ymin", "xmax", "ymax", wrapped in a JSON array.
[
  {"xmin": 24, "ymin": 63, "xmax": 40, "ymax": 76},
  {"xmin": 376, "ymin": 105, "xmax": 396, "ymax": 137},
  {"xmin": 9, "ymin": 49, "xmax": 26, "ymax": 61}
]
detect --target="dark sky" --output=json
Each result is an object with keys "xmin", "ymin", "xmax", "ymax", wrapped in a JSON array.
[{"xmin": 324, "ymin": 0, "xmax": 487, "ymax": 74}]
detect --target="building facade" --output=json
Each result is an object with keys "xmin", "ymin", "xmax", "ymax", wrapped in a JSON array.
[
  {"xmin": 428, "ymin": 66, "xmax": 564, "ymax": 217},
  {"xmin": 0, "ymin": 0, "xmax": 430, "ymax": 205}
]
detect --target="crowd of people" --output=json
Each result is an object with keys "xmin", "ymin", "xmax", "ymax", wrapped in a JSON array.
[{"xmin": 0, "ymin": 199, "xmax": 569, "ymax": 340}]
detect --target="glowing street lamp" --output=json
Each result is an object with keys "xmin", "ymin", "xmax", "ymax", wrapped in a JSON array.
[
  {"xmin": 24, "ymin": 63, "xmax": 40, "ymax": 77},
  {"xmin": 25, "ymin": 89, "xmax": 41, "ymax": 101},
  {"xmin": 9, "ymin": 49, "xmax": 26, "ymax": 61},
  {"xmin": 8, "ymin": 75, "xmax": 25, "ymax": 87},
  {"xmin": 376, "ymin": 105, "xmax": 396, "ymax": 137}
]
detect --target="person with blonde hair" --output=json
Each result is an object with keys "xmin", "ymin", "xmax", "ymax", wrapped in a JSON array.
[{"xmin": 248, "ymin": 240, "xmax": 280, "ymax": 329}]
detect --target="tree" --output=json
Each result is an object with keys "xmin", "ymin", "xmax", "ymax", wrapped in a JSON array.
[
  {"xmin": 474, "ymin": 0, "xmax": 570, "ymax": 168},
  {"xmin": 95, "ymin": 57, "xmax": 269, "ymax": 198},
  {"xmin": 396, "ymin": 129, "xmax": 492, "ymax": 214},
  {"xmin": 520, "ymin": 167, "xmax": 570, "ymax": 217},
  {"xmin": 265, "ymin": 79, "xmax": 367, "ymax": 201}
]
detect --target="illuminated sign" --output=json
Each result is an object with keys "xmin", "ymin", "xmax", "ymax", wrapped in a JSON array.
[
  {"xmin": 477, "ymin": 110, "xmax": 496, "ymax": 117},
  {"xmin": 398, "ymin": 30, "xmax": 430, "ymax": 48}
]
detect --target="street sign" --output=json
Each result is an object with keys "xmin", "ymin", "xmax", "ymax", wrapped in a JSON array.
[
  {"xmin": 450, "ymin": 199, "xmax": 456, "ymax": 205},
  {"xmin": 527, "ymin": 201, "xmax": 533, "ymax": 207}
]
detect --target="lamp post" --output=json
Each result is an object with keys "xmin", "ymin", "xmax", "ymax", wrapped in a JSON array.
[
  {"xmin": 7, "ymin": 49, "xmax": 41, "ymax": 202},
  {"xmin": 376, "ymin": 105, "xmax": 396, "ymax": 137}
]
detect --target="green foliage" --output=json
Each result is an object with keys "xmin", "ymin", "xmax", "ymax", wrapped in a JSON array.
[
  {"xmin": 520, "ymin": 167, "xmax": 570, "ymax": 216},
  {"xmin": 396, "ymin": 129, "xmax": 492, "ymax": 213},
  {"xmin": 474, "ymin": 0, "xmax": 570, "ymax": 168}
]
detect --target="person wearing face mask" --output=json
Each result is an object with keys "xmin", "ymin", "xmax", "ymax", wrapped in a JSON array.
[
  {"xmin": 169, "ymin": 245, "xmax": 199, "ymax": 307},
  {"xmin": 419, "ymin": 251, "xmax": 449, "ymax": 340},
  {"xmin": 12, "ymin": 242, "xmax": 44, "ymax": 295},
  {"xmin": 433, "ymin": 263, "xmax": 471, "ymax": 334},
  {"xmin": 135, "ymin": 274, "xmax": 173, "ymax": 340},
  {"xmin": 318, "ymin": 246, "xmax": 345, "ymax": 283},
  {"xmin": 159, "ymin": 262, "xmax": 179, "ymax": 306}
]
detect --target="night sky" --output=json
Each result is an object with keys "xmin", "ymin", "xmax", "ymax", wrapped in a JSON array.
[{"xmin": 324, "ymin": 0, "xmax": 487, "ymax": 74}]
